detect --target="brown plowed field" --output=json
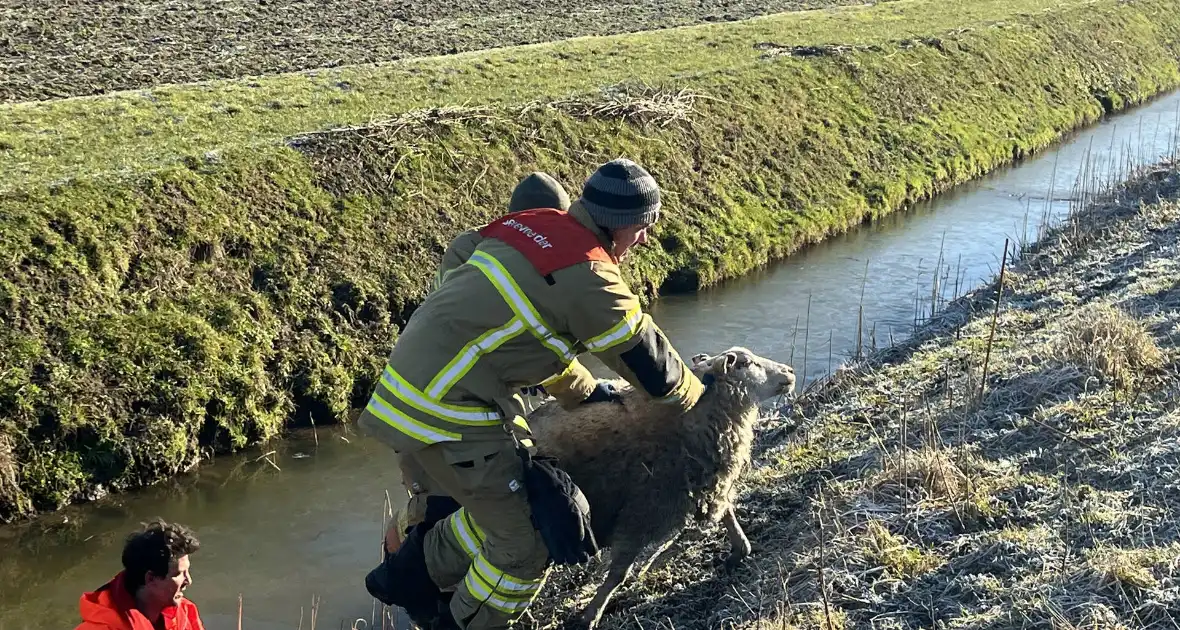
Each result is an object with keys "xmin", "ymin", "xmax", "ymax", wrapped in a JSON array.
[{"xmin": 2, "ymin": 0, "xmax": 887, "ymax": 104}]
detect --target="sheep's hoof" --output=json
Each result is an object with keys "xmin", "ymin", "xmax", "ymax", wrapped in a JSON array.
[{"xmin": 723, "ymin": 548, "xmax": 751, "ymax": 573}]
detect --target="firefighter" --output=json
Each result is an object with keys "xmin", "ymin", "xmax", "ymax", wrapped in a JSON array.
[
  {"xmin": 381, "ymin": 171, "xmax": 600, "ymax": 556},
  {"xmin": 361, "ymin": 158, "xmax": 706, "ymax": 630}
]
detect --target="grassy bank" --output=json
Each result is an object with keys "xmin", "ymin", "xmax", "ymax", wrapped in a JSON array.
[
  {"xmin": 0, "ymin": 0, "xmax": 883, "ymax": 104},
  {"xmin": 2, "ymin": 0, "xmax": 1180, "ymax": 521},
  {"xmin": 523, "ymin": 163, "xmax": 1180, "ymax": 629}
]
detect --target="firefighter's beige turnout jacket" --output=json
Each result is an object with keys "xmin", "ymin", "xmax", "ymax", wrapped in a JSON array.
[{"xmin": 358, "ymin": 201, "xmax": 705, "ymax": 453}]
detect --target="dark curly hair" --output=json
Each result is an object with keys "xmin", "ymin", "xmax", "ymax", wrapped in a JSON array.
[{"xmin": 121, "ymin": 518, "xmax": 201, "ymax": 594}]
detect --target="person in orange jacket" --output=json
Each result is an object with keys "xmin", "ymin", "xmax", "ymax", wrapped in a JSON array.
[{"xmin": 75, "ymin": 518, "xmax": 205, "ymax": 630}]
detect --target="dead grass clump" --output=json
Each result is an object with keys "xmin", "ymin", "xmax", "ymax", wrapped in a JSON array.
[
  {"xmin": 745, "ymin": 601, "xmax": 849, "ymax": 630},
  {"xmin": 527, "ymin": 83, "xmax": 702, "ymax": 128},
  {"xmin": 288, "ymin": 104, "xmax": 500, "ymax": 150},
  {"xmin": 1140, "ymin": 199, "xmax": 1180, "ymax": 232},
  {"xmin": 1080, "ymin": 544, "xmax": 1180, "ymax": 592},
  {"xmin": 860, "ymin": 520, "xmax": 944, "ymax": 579},
  {"xmin": 753, "ymin": 42, "xmax": 875, "ymax": 59},
  {"xmin": 1071, "ymin": 603, "xmax": 1130, "ymax": 630},
  {"xmin": 981, "ymin": 364, "xmax": 1089, "ymax": 415},
  {"xmin": 1049, "ymin": 303, "xmax": 1165, "ymax": 389},
  {"xmin": 876, "ymin": 446, "xmax": 970, "ymax": 501}
]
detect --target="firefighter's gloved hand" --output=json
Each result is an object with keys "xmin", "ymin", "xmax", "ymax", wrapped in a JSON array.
[
  {"xmin": 581, "ymin": 380, "xmax": 623, "ymax": 405},
  {"xmin": 521, "ymin": 384, "xmax": 547, "ymax": 398}
]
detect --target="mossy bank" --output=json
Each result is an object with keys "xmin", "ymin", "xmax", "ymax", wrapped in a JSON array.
[{"xmin": 2, "ymin": 0, "xmax": 1180, "ymax": 521}]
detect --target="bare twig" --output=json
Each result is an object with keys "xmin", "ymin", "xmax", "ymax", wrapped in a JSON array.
[{"xmin": 978, "ymin": 238, "xmax": 1010, "ymax": 403}]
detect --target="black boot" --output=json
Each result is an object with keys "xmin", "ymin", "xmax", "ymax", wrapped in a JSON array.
[
  {"xmin": 364, "ymin": 523, "xmax": 446, "ymax": 620},
  {"xmin": 368, "ymin": 497, "xmax": 465, "ymax": 628}
]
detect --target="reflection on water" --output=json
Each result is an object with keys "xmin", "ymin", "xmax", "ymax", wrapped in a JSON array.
[{"xmin": 2, "ymin": 90, "xmax": 1179, "ymax": 630}]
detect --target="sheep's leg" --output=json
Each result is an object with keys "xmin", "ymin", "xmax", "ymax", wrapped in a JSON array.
[
  {"xmin": 722, "ymin": 505, "xmax": 751, "ymax": 571},
  {"xmin": 635, "ymin": 532, "xmax": 680, "ymax": 580},
  {"xmin": 578, "ymin": 546, "xmax": 641, "ymax": 630}
]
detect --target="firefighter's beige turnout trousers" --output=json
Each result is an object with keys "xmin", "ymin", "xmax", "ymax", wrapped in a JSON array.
[{"xmin": 406, "ymin": 438, "xmax": 550, "ymax": 629}]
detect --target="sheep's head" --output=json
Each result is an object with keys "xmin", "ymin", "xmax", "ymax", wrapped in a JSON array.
[{"xmin": 689, "ymin": 346, "xmax": 796, "ymax": 402}]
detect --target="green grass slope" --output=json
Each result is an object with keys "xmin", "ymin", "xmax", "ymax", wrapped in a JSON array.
[
  {"xmin": 1, "ymin": 0, "xmax": 884, "ymax": 103},
  {"xmin": 2, "ymin": 0, "xmax": 1180, "ymax": 521}
]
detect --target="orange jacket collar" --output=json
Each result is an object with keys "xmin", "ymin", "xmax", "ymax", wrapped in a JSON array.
[{"xmin": 75, "ymin": 571, "xmax": 204, "ymax": 630}]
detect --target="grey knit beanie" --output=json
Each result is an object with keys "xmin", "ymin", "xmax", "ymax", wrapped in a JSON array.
[
  {"xmin": 508, "ymin": 172, "xmax": 571, "ymax": 213},
  {"xmin": 580, "ymin": 158, "xmax": 662, "ymax": 229}
]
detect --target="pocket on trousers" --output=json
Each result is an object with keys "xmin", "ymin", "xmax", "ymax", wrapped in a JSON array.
[{"xmin": 443, "ymin": 440, "xmax": 509, "ymax": 495}]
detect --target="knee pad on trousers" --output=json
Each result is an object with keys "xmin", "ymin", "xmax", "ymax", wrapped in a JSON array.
[{"xmin": 365, "ymin": 523, "xmax": 441, "ymax": 616}]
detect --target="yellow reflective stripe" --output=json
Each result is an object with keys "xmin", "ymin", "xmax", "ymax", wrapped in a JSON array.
[
  {"xmin": 380, "ymin": 367, "xmax": 501, "ymax": 426},
  {"xmin": 472, "ymin": 555, "xmax": 542, "ymax": 594},
  {"xmin": 468, "ymin": 251, "xmax": 576, "ymax": 362},
  {"xmin": 426, "ymin": 318, "xmax": 527, "ymax": 399},
  {"xmin": 585, "ymin": 305, "xmax": 643, "ymax": 352},
  {"xmin": 511, "ymin": 415, "xmax": 531, "ymax": 434},
  {"xmin": 654, "ymin": 370, "xmax": 701, "ymax": 406},
  {"xmin": 366, "ymin": 393, "xmax": 461, "ymax": 444},
  {"xmin": 463, "ymin": 556, "xmax": 542, "ymax": 613},
  {"xmin": 464, "ymin": 576, "xmax": 530, "ymax": 614},
  {"xmin": 463, "ymin": 509, "xmax": 486, "ymax": 545},
  {"xmin": 448, "ymin": 508, "xmax": 485, "ymax": 558}
]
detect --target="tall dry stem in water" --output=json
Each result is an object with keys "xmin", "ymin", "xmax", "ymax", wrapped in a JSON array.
[
  {"xmin": 857, "ymin": 258, "xmax": 869, "ymax": 360},
  {"xmin": 802, "ymin": 294, "xmax": 812, "ymax": 386}
]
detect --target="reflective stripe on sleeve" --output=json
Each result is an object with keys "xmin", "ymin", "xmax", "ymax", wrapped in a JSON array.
[{"xmin": 584, "ymin": 305, "xmax": 643, "ymax": 353}]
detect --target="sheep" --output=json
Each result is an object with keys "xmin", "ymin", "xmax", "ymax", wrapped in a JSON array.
[{"xmin": 524, "ymin": 345, "xmax": 797, "ymax": 630}]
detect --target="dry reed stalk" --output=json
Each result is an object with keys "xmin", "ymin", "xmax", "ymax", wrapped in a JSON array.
[
  {"xmin": 901, "ymin": 395, "xmax": 910, "ymax": 516},
  {"xmin": 857, "ymin": 258, "xmax": 869, "ymax": 361},
  {"xmin": 253, "ymin": 450, "xmax": 282, "ymax": 471},
  {"xmin": 816, "ymin": 506, "xmax": 836, "ymax": 630},
  {"xmin": 828, "ymin": 330, "xmax": 834, "ymax": 377},
  {"xmin": 978, "ymin": 238, "xmax": 1009, "ymax": 404},
  {"xmin": 791, "ymin": 315, "xmax": 800, "ymax": 366},
  {"xmin": 803, "ymin": 294, "xmax": 812, "ymax": 386}
]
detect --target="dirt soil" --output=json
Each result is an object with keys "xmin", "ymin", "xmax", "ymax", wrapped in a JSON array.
[
  {"xmin": 1, "ymin": 0, "xmax": 886, "ymax": 104},
  {"xmin": 520, "ymin": 164, "xmax": 1180, "ymax": 629}
]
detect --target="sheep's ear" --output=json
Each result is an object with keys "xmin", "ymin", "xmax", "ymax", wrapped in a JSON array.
[{"xmin": 711, "ymin": 352, "xmax": 737, "ymax": 375}]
